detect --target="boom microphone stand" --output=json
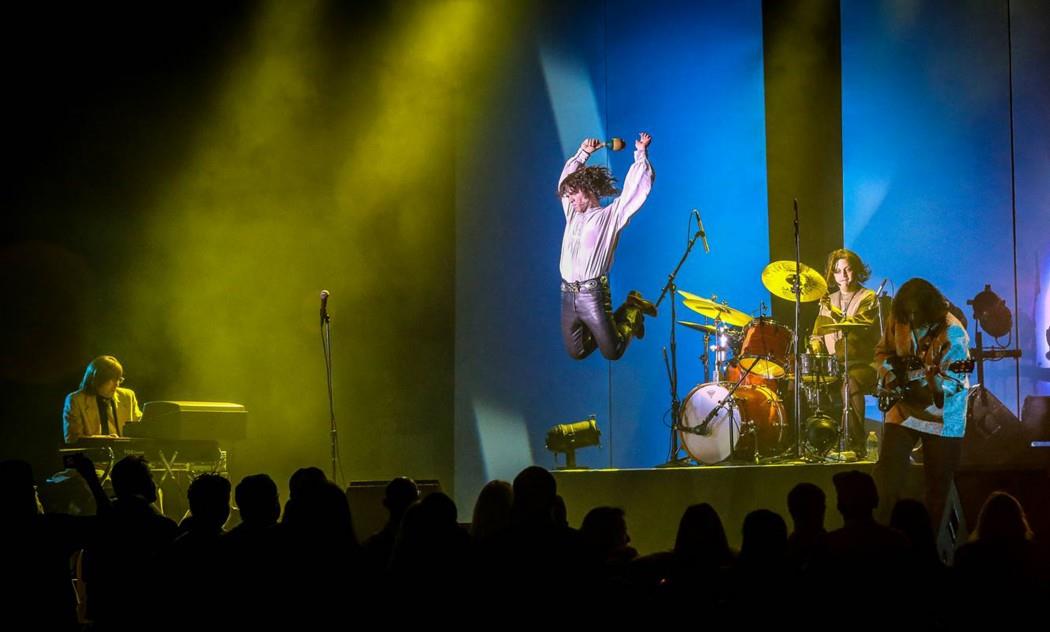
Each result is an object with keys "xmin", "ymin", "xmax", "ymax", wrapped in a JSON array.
[
  {"xmin": 320, "ymin": 290, "xmax": 340, "ymax": 484},
  {"xmin": 656, "ymin": 210, "xmax": 708, "ymax": 466}
]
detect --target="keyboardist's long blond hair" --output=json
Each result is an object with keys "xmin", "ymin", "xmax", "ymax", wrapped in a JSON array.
[{"xmin": 78, "ymin": 355, "xmax": 123, "ymax": 395}]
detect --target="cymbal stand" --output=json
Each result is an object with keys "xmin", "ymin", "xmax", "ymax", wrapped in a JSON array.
[
  {"xmin": 712, "ymin": 319, "xmax": 731, "ymax": 381},
  {"xmin": 790, "ymin": 199, "xmax": 803, "ymax": 459},
  {"xmin": 701, "ymin": 330, "xmax": 712, "ymax": 383}
]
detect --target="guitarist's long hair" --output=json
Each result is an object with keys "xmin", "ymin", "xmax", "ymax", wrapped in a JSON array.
[{"xmin": 892, "ymin": 278, "xmax": 948, "ymax": 329}]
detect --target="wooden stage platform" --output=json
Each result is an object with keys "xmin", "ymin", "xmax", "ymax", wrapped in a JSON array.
[{"xmin": 553, "ymin": 460, "xmax": 925, "ymax": 553}]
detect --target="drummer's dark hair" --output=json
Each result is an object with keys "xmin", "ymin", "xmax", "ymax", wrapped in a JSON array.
[
  {"xmin": 558, "ymin": 166, "xmax": 620, "ymax": 201},
  {"xmin": 823, "ymin": 249, "xmax": 871, "ymax": 289}
]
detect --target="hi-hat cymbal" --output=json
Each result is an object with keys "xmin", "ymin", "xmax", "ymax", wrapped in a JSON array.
[
  {"xmin": 813, "ymin": 318, "xmax": 872, "ymax": 334},
  {"xmin": 761, "ymin": 260, "xmax": 827, "ymax": 302},
  {"xmin": 677, "ymin": 320, "xmax": 719, "ymax": 334},
  {"xmin": 681, "ymin": 298, "xmax": 752, "ymax": 328}
]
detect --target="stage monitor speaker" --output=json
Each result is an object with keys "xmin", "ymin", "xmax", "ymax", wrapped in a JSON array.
[
  {"xmin": 1022, "ymin": 395, "xmax": 1050, "ymax": 444},
  {"xmin": 936, "ymin": 481, "xmax": 967, "ymax": 565},
  {"xmin": 961, "ymin": 387, "xmax": 1034, "ymax": 467},
  {"xmin": 346, "ymin": 479, "xmax": 442, "ymax": 543}
]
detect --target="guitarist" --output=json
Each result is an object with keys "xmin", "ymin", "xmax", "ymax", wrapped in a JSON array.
[{"xmin": 872, "ymin": 278, "xmax": 971, "ymax": 528}]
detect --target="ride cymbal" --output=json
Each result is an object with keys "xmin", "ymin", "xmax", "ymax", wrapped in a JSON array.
[{"xmin": 761, "ymin": 260, "xmax": 827, "ymax": 302}]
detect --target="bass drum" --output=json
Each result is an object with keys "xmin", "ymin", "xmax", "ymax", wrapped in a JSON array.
[{"xmin": 679, "ymin": 382, "xmax": 786, "ymax": 465}]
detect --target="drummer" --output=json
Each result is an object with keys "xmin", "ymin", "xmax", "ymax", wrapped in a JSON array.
[{"xmin": 809, "ymin": 249, "xmax": 880, "ymax": 456}]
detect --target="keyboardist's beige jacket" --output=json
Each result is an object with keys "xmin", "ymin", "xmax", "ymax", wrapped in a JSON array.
[{"xmin": 63, "ymin": 387, "xmax": 142, "ymax": 444}]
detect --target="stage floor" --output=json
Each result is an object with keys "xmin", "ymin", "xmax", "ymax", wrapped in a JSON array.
[{"xmin": 553, "ymin": 459, "xmax": 925, "ymax": 553}]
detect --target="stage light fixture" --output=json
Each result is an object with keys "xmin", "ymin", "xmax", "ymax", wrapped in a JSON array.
[
  {"xmin": 968, "ymin": 284, "xmax": 1012, "ymax": 338},
  {"xmin": 545, "ymin": 416, "xmax": 600, "ymax": 469}
]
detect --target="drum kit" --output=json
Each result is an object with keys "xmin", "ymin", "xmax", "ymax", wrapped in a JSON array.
[{"xmin": 674, "ymin": 260, "xmax": 870, "ymax": 465}]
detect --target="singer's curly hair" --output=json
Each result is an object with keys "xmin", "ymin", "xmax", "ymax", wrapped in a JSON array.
[
  {"xmin": 558, "ymin": 166, "xmax": 620, "ymax": 202},
  {"xmin": 823, "ymin": 248, "xmax": 871, "ymax": 289}
]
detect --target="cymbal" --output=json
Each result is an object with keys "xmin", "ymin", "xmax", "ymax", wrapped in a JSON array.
[
  {"xmin": 677, "ymin": 320, "xmax": 718, "ymax": 334},
  {"xmin": 761, "ymin": 260, "xmax": 827, "ymax": 302},
  {"xmin": 813, "ymin": 319, "xmax": 871, "ymax": 334},
  {"xmin": 676, "ymin": 289, "xmax": 706, "ymax": 303},
  {"xmin": 681, "ymin": 298, "xmax": 752, "ymax": 328}
]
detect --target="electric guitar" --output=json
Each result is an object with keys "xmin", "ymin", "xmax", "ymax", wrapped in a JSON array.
[{"xmin": 877, "ymin": 357, "xmax": 975, "ymax": 413}]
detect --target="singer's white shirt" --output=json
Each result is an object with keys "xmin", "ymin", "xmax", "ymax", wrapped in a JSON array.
[{"xmin": 558, "ymin": 148, "xmax": 654, "ymax": 283}]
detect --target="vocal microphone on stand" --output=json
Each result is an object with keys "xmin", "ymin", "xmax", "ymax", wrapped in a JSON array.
[
  {"xmin": 874, "ymin": 278, "xmax": 889, "ymax": 297},
  {"xmin": 320, "ymin": 290, "xmax": 330, "ymax": 326},
  {"xmin": 693, "ymin": 209, "xmax": 711, "ymax": 254}
]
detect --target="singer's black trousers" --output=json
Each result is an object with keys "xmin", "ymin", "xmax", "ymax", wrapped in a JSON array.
[
  {"xmin": 561, "ymin": 277, "xmax": 639, "ymax": 361},
  {"xmin": 873, "ymin": 423, "xmax": 962, "ymax": 528}
]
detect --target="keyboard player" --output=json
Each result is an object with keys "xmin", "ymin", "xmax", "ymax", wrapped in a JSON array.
[{"xmin": 63, "ymin": 355, "xmax": 142, "ymax": 444}]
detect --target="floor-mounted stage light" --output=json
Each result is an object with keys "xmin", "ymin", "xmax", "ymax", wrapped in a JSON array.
[
  {"xmin": 968, "ymin": 284, "xmax": 1012, "ymax": 338},
  {"xmin": 967, "ymin": 284, "xmax": 1021, "ymax": 386},
  {"xmin": 545, "ymin": 416, "xmax": 600, "ymax": 469}
]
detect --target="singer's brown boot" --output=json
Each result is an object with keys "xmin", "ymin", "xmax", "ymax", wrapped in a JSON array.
[
  {"xmin": 617, "ymin": 305, "xmax": 646, "ymax": 340},
  {"xmin": 626, "ymin": 290, "xmax": 658, "ymax": 317}
]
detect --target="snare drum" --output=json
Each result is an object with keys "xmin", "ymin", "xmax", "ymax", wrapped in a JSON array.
[
  {"xmin": 679, "ymin": 382, "xmax": 786, "ymax": 464},
  {"xmin": 738, "ymin": 318, "xmax": 793, "ymax": 378},
  {"xmin": 798, "ymin": 353, "xmax": 841, "ymax": 384}
]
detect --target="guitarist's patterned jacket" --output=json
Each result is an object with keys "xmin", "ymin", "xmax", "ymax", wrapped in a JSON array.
[{"xmin": 874, "ymin": 311, "xmax": 971, "ymax": 438}]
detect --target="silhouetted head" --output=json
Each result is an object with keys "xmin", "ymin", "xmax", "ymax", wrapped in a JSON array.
[
  {"xmin": 833, "ymin": 469, "xmax": 879, "ymax": 521},
  {"xmin": 383, "ymin": 477, "xmax": 420, "ymax": 520},
  {"xmin": 283, "ymin": 479, "xmax": 358, "ymax": 546},
  {"xmin": 288, "ymin": 466, "xmax": 327, "ymax": 498},
  {"xmin": 420, "ymin": 492, "xmax": 458, "ymax": 528},
  {"xmin": 0, "ymin": 459, "xmax": 38, "ymax": 519},
  {"xmin": 111, "ymin": 455, "xmax": 157, "ymax": 503},
  {"xmin": 787, "ymin": 482, "xmax": 826, "ymax": 531},
  {"xmin": 674, "ymin": 503, "xmax": 732, "ymax": 567},
  {"xmin": 890, "ymin": 498, "xmax": 938, "ymax": 562},
  {"xmin": 581, "ymin": 506, "xmax": 630, "ymax": 561},
  {"xmin": 740, "ymin": 509, "xmax": 788, "ymax": 566},
  {"xmin": 187, "ymin": 474, "xmax": 232, "ymax": 532},
  {"xmin": 512, "ymin": 466, "xmax": 557, "ymax": 523},
  {"xmin": 974, "ymin": 491, "xmax": 1033, "ymax": 542},
  {"xmin": 471, "ymin": 480, "xmax": 513, "ymax": 540},
  {"xmin": 235, "ymin": 473, "xmax": 280, "ymax": 526}
]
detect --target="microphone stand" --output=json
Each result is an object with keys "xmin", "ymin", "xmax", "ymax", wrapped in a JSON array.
[
  {"xmin": 321, "ymin": 305, "xmax": 339, "ymax": 484},
  {"xmin": 838, "ymin": 318, "xmax": 852, "ymax": 458},
  {"xmin": 875, "ymin": 284, "xmax": 888, "ymax": 443},
  {"xmin": 791, "ymin": 199, "xmax": 803, "ymax": 459},
  {"xmin": 656, "ymin": 215, "xmax": 707, "ymax": 466}
]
